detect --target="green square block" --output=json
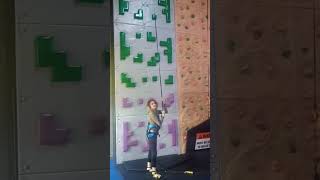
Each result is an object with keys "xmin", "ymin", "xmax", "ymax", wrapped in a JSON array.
[
  {"xmin": 147, "ymin": 32, "xmax": 156, "ymax": 42},
  {"xmin": 152, "ymin": 76, "xmax": 158, "ymax": 82},
  {"xmin": 136, "ymin": 33, "xmax": 142, "ymax": 39},
  {"xmin": 152, "ymin": 14, "xmax": 157, "ymax": 20},
  {"xmin": 142, "ymin": 77, "xmax": 148, "ymax": 83}
]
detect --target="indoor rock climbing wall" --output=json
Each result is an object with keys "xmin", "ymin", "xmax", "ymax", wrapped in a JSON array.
[
  {"xmin": 175, "ymin": 0, "xmax": 211, "ymax": 153},
  {"xmin": 213, "ymin": 0, "xmax": 318, "ymax": 179},
  {"xmin": 15, "ymin": 0, "xmax": 110, "ymax": 179},
  {"xmin": 113, "ymin": 0, "xmax": 179, "ymax": 164}
]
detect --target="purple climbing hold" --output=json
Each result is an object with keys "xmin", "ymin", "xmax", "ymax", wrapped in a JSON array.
[
  {"xmin": 123, "ymin": 122, "xmax": 139, "ymax": 152},
  {"xmin": 39, "ymin": 113, "xmax": 70, "ymax": 146},
  {"xmin": 122, "ymin": 97, "xmax": 133, "ymax": 108},
  {"xmin": 138, "ymin": 121, "xmax": 145, "ymax": 127},
  {"xmin": 137, "ymin": 98, "xmax": 144, "ymax": 105},
  {"xmin": 168, "ymin": 119, "xmax": 178, "ymax": 146},
  {"xmin": 164, "ymin": 93, "xmax": 175, "ymax": 108},
  {"xmin": 159, "ymin": 143, "xmax": 166, "ymax": 149}
]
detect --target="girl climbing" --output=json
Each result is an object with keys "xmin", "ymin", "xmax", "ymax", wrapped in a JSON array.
[{"xmin": 146, "ymin": 99, "xmax": 167, "ymax": 179}]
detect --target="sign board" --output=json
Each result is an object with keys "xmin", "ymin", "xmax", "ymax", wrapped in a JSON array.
[{"xmin": 195, "ymin": 132, "xmax": 210, "ymax": 150}]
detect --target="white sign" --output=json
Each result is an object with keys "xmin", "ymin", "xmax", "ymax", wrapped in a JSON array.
[{"xmin": 195, "ymin": 132, "xmax": 210, "ymax": 150}]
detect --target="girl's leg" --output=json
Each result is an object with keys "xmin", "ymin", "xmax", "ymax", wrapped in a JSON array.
[{"xmin": 151, "ymin": 138, "xmax": 157, "ymax": 168}]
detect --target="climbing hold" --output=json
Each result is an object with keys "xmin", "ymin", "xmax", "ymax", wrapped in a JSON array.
[
  {"xmin": 133, "ymin": 53, "xmax": 143, "ymax": 63},
  {"xmin": 164, "ymin": 75, "xmax": 174, "ymax": 84},
  {"xmin": 136, "ymin": 32, "xmax": 142, "ymax": 39},
  {"xmin": 281, "ymin": 49, "xmax": 291, "ymax": 59},
  {"xmin": 119, "ymin": 0, "xmax": 129, "ymax": 15},
  {"xmin": 134, "ymin": 9, "xmax": 143, "ymax": 20},
  {"xmin": 120, "ymin": 32, "xmax": 130, "ymax": 60},
  {"xmin": 226, "ymin": 40, "xmax": 236, "ymax": 52},
  {"xmin": 160, "ymin": 38, "xmax": 173, "ymax": 64},
  {"xmin": 35, "ymin": 36, "xmax": 82, "ymax": 82},
  {"xmin": 152, "ymin": 14, "xmax": 157, "ymax": 20},
  {"xmin": 142, "ymin": 77, "xmax": 148, "ymax": 83},
  {"xmin": 147, "ymin": 32, "xmax": 156, "ymax": 42},
  {"xmin": 253, "ymin": 29, "xmax": 263, "ymax": 40},
  {"xmin": 121, "ymin": 73, "xmax": 136, "ymax": 88},
  {"xmin": 152, "ymin": 76, "xmax": 158, "ymax": 82},
  {"xmin": 158, "ymin": 0, "xmax": 171, "ymax": 23},
  {"xmin": 147, "ymin": 53, "xmax": 160, "ymax": 66}
]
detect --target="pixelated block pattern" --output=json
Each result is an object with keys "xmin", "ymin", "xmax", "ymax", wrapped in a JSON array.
[
  {"xmin": 114, "ymin": 0, "xmax": 157, "ymax": 27},
  {"xmin": 16, "ymin": 24, "xmax": 109, "ymax": 173},
  {"xmin": 116, "ymin": 115, "xmax": 179, "ymax": 163},
  {"xmin": 175, "ymin": 0, "xmax": 210, "ymax": 153},
  {"xmin": 113, "ymin": 0, "xmax": 178, "ymax": 164}
]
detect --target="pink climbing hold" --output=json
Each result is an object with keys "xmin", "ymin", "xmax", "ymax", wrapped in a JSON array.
[
  {"xmin": 159, "ymin": 143, "xmax": 166, "ymax": 149},
  {"xmin": 164, "ymin": 93, "xmax": 175, "ymax": 108},
  {"xmin": 123, "ymin": 122, "xmax": 139, "ymax": 152},
  {"xmin": 142, "ymin": 142, "xmax": 149, "ymax": 152},
  {"xmin": 122, "ymin": 97, "xmax": 133, "ymax": 108},
  {"xmin": 39, "ymin": 113, "xmax": 70, "ymax": 146},
  {"xmin": 138, "ymin": 121, "xmax": 145, "ymax": 127},
  {"xmin": 137, "ymin": 98, "xmax": 144, "ymax": 105}
]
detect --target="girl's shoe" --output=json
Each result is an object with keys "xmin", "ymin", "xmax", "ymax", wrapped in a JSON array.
[
  {"xmin": 153, "ymin": 172, "xmax": 161, "ymax": 179},
  {"xmin": 146, "ymin": 162, "xmax": 151, "ymax": 171},
  {"xmin": 150, "ymin": 167, "xmax": 156, "ymax": 173}
]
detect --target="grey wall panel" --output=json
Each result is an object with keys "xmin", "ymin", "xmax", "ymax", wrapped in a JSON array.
[
  {"xmin": 15, "ymin": 0, "xmax": 111, "ymax": 26},
  {"xmin": 16, "ymin": 24, "xmax": 109, "ymax": 174}
]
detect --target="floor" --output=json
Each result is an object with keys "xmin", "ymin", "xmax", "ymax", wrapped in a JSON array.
[{"xmin": 113, "ymin": 153, "xmax": 210, "ymax": 180}]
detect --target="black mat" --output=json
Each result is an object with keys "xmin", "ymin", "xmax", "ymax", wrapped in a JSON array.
[{"xmin": 118, "ymin": 153, "xmax": 210, "ymax": 180}]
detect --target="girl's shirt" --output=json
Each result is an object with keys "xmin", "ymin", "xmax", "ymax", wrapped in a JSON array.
[{"xmin": 147, "ymin": 107, "xmax": 165, "ymax": 128}]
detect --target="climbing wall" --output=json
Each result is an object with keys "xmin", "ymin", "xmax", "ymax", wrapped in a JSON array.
[
  {"xmin": 113, "ymin": 0, "xmax": 179, "ymax": 164},
  {"xmin": 175, "ymin": 0, "xmax": 211, "ymax": 153},
  {"xmin": 213, "ymin": 1, "xmax": 318, "ymax": 179},
  {"xmin": 15, "ymin": 0, "xmax": 110, "ymax": 179}
]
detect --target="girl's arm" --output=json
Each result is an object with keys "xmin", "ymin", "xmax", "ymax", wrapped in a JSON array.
[{"xmin": 149, "ymin": 112, "xmax": 161, "ymax": 127}]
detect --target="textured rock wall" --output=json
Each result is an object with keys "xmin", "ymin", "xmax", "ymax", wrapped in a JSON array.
[
  {"xmin": 213, "ymin": 0, "xmax": 319, "ymax": 179},
  {"xmin": 176, "ymin": 0, "xmax": 211, "ymax": 153}
]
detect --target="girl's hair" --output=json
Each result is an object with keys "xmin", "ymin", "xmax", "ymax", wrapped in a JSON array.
[{"xmin": 147, "ymin": 98, "xmax": 158, "ymax": 108}]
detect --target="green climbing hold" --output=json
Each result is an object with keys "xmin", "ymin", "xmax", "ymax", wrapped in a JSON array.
[
  {"xmin": 160, "ymin": 38, "xmax": 172, "ymax": 64},
  {"xmin": 147, "ymin": 32, "xmax": 156, "ymax": 42},
  {"xmin": 152, "ymin": 76, "xmax": 158, "ymax": 82},
  {"xmin": 164, "ymin": 75, "xmax": 174, "ymax": 84},
  {"xmin": 134, "ymin": 9, "xmax": 143, "ymax": 20},
  {"xmin": 147, "ymin": 53, "xmax": 160, "ymax": 66},
  {"xmin": 120, "ymin": 32, "xmax": 130, "ymax": 60},
  {"xmin": 152, "ymin": 14, "xmax": 157, "ymax": 20},
  {"xmin": 121, "ymin": 73, "xmax": 136, "ymax": 88},
  {"xmin": 136, "ymin": 33, "xmax": 142, "ymax": 39},
  {"xmin": 133, "ymin": 53, "xmax": 143, "ymax": 63},
  {"xmin": 119, "ymin": 0, "xmax": 129, "ymax": 15},
  {"xmin": 35, "ymin": 36, "xmax": 82, "ymax": 82},
  {"xmin": 158, "ymin": 0, "xmax": 171, "ymax": 23},
  {"xmin": 142, "ymin": 77, "xmax": 148, "ymax": 83}
]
